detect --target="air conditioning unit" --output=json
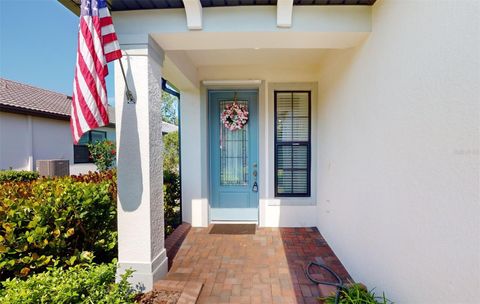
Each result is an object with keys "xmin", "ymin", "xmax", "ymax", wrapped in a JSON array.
[{"xmin": 36, "ymin": 160, "xmax": 70, "ymax": 177}]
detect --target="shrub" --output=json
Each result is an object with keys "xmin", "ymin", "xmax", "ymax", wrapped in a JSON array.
[
  {"xmin": 0, "ymin": 171, "xmax": 117, "ymax": 280},
  {"xmin": 162, "ymin": 131, "xmax": 181, "ymax": 236},
  {"xmin": 162, "ymin": 90, "xmax": 179, "ymax": 126},
  {"xmin": 0, "ymin": 170, "xmax": 39, "ymax": 182},
  {"xmin": 71, "ymin": 169, "xmax": 117, "ymax": 199},
  {"xmin": 0, "ymin": 167, "xmax": 182, "ymax": 280},
  {"xmin": 163, "ymin": 131, "xmax": 179, "ymax": 174},
  {"xmin": 88, "ymin": 140, "xmax": 116, "ymax": 171},
  {"xmin": 321, "ymin": 283, "xmax": 392, "ymax": 304},
  {"xmin": 164, "ymin": 169, "xmax": 181, "ymax": 236},
  {"xmin": 0, "ymin": 261, "xmax": 136, "ymax": 304}
]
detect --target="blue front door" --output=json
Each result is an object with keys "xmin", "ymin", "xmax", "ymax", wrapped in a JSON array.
[{"xmin": 209, "ymin": 90, "xmax": 259, "ymax": 221}]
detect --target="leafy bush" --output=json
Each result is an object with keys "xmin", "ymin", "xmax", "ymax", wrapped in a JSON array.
[
  {"xmin": 162, "ymin": 131, "xmax": 181, "ymax": 236},
  {"xmin": 72, "ymin": 168, "xmax": 181, "ymax": 236},
  {"xmin": 322, "ymin": 283, "xmax": 392, "ymax": 304},
  {"xmin": 162, "ymin": 90, "xmax": 179, "ymax": 126},
  {"xmin": 0, "ymin": 171, "xmax": 117, "ymax": 280},
  {"xmin": 163, "ymin": 131, "xmax": 179, "ymax": 174},
  {"xmin": 164, "ymin": 170, "xmax": 181, "ymax": 236},
  {"xmin": 0, "ymin": 165, "xmax": 182, "ymax": 281},
  {"xmin": 88, "ymin": 140, "xmax": 116, "ymax": 171},
  {"xmin": 71, "ymin": 169, "xmax": 117, "ymax": 199},
  {"xmin": 0, "ymin": 170, "xmax": 39, "ymax": 182},
  {"xmin": 0, "ymin": 261, "xmax": 136, "ymax": 304}
]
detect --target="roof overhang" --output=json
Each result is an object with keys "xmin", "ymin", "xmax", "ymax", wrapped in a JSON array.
[
  {"xmin": 58, "ymin": 0, "xmax": 376, "ymax": 16},
  {"xmin": 0, "ymin": 104, "xmax": 70, "ymax": 121}
]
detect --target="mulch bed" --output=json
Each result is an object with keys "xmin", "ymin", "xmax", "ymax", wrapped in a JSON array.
[{"xmin": 135, "ymin": 289, "xmax": 182, "ymax": 304}]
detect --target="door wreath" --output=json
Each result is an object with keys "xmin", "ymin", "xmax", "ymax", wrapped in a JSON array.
[{"xmin": 220, "ymin": 101, "xmax": 249, "ymax": 131}]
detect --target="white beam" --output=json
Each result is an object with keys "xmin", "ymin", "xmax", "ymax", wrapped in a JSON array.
[
  {"xmin": 202, "ymin": 80, "xmax": 262, "ymax": 86},
  {"xmin": 277, "ymin": 0, "xmax": 294, "ymax": 28},
  {"xmin": 182, "ymin": 0, "xmax": 202, "ymax": 30}
]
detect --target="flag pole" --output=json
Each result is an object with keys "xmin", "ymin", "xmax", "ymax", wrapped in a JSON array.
[{"xmin": 118, "ymin": 58, "xmax": 135, "ymax": 104}]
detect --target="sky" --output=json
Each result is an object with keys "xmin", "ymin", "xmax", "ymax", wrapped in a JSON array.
[{"xmin": 0, "ymin": 0, "xmax": 115, "ymax": 102}]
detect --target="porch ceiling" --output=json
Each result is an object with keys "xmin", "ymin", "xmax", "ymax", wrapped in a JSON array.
[{"xmin": 60, "ymin": 0, "xmax": 376, "ymax": 13}]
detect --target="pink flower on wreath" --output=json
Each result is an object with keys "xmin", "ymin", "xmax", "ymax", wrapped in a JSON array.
[{"xmin": 220, "ymin": 102, "xmax": 249, "ymax": 131}]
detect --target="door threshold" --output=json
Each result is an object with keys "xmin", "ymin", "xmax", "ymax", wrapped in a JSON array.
[{"xmin": 210, "ymin": 220, "xmax": 258, "ymax": 224}]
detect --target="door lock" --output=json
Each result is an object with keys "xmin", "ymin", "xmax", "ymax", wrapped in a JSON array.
[{"xmin": 252, "ymin": 163, "xmax": 258, "ymax": 192}]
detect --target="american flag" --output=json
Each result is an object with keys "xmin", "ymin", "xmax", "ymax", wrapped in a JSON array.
[{"xmin": 71, "ymin": 0, "xmax": 122, "ymax": 144}]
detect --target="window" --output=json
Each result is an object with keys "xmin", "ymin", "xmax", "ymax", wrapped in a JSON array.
[
  {"xmin": 74, "ymin": 130, "xmax": 107, "ymax": 163},
  {"xmin": 219, "ymin": 99, "xmax": 249, "ymax": 186},
  {"xmin": 274, "ymin": 91, "xmax": 311, "ymax": 197},
  {"xmin": 77, "ymin": 130, "xmax": 107, "ymax": 145}
]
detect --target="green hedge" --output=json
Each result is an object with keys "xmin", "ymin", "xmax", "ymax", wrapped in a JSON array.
[
  {"xmin": 0, "ymin": 261, "xmax": 135, "ymax": 304},
  {"xmin": 0, "ymin": 171, "xmax": 117, "ymax": 280},
  {"xmin": 164, "ymin": 170, "xmax": 181, "ymax": 236},
  {"xmin": 163, "ymin": 130, "xmax": 181, "ymax": 236},
  {"xmin": 163, "ymin": 131, "xmax": 179, "ymax": 173},
  {"xmin": 0, "ymin": 170, "xmax": 39, "ymax": 182},
  {"xmin": 0, "ymin": 168, "xmax": 181, "ymax": 281}
]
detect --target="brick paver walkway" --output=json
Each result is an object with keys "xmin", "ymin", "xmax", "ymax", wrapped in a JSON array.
[{"xmin": 165, "ymin": 227, "xmax": 352, "ymax": 304}]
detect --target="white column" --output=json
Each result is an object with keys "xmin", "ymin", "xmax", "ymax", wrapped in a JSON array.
[
  {"xmin": 115, "ymin": 38, "xmax": 167, "ymax": 292},
  {"xmin": 179, "ymin": 89, "xmax": 208, "ymax": 227}
]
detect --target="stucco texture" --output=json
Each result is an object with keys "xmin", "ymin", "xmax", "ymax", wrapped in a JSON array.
[
  {"xmin": 0, "ymin": 111, "xmax": 115, "ymax": 174},
  {"xmin": 316, "ymin": 0, "xmax": 480, "ymax": 303},
  {"xmin": 0, "ymin": 112, "xmax": 73, "ymax": 170}
]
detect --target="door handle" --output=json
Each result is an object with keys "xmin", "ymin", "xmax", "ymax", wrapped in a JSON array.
[{"xmin": 252, "ymin": 163, "xmax": 258, "ymax": 192}]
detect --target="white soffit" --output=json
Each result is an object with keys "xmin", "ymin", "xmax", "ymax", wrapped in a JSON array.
[
  {"xmin": 277, "ymin": 0, "xmax": 294, "ymax": 28},
  {"xmin": 182, "ymin": 0, "xmax": 202, "ymax": 30}
]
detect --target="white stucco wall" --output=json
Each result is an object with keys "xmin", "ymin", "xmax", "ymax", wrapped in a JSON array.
[
  {"xmin": 179, "ymin": 89, "xmax": 208, "ymax": 226},
  {"xmin": 0, "ymin": 112, "xmax": 31, "ymax": 170},
  {"xmin": 0, "ymin": 111, "xmax": 116, "ymax": 174},
  {"xmin": 0, "ymin": 112, "xmax": 73, "ymax": 170},
  {"xmin": 100, "ymin": 126, "xmax": 116, "ymax": 142},
  {"xmin": 315, "ymin": 1, "xmax": 479, "ymax": 303},
  {"xmin": 31, "ymin": 116, "xmax": 73, "ymax": 164}
]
